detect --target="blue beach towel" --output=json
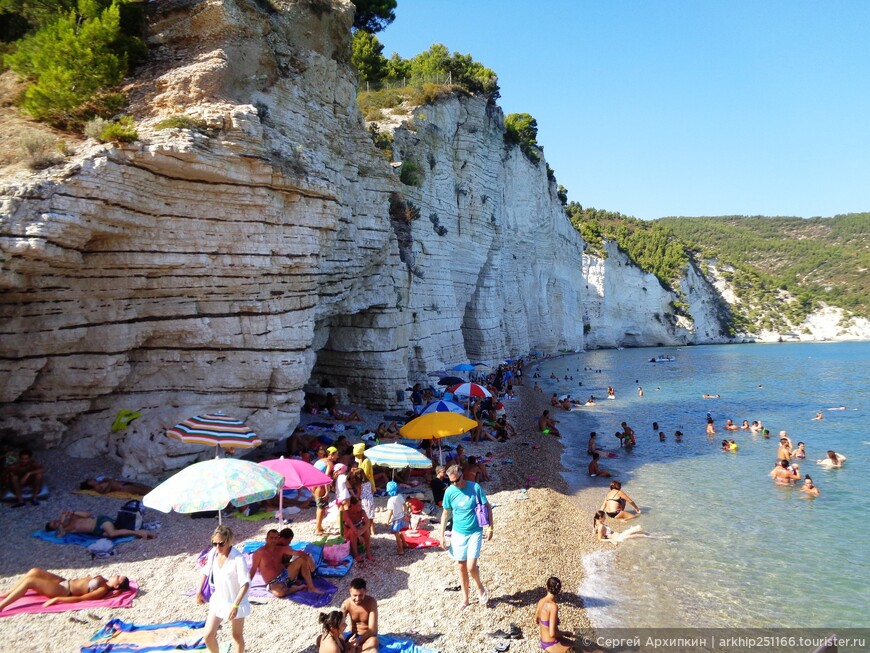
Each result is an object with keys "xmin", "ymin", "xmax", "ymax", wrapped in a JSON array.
[
  {"xmin": 33, "ymin": 530, "xmax": 137, "ymax": 548},
  {"xmin": 82, "ymin": 618, "xmax": 206, "ymax": 652},
  {"xmin": 343, "ymin": 632, "xmax": 437, "ymax": 653}
]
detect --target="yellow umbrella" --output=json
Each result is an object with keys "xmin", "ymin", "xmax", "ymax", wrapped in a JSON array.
[
  {"xmin": 399, "ymin": 412, "xmax": 478, "ymax": 465},
  {"xmin": 399, "ymin": 412, "xmax": 477, "ymax": 439}
]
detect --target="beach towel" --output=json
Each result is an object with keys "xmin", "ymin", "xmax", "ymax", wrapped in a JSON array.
[
  {"xmin": 232, "ymin": 510, "xmax": 275, "ymax": 521},
  {"xmin": 400, "ymin": 529, "xmax": 440, "ymax": 549},
  {"xmin": 81, "ymin": 617, "xmax": 204, "ymax": 653},
  {"xmin": 0, "ymin": 581, "xmax": 138, "ymax": 619},
  {"xmin": 32, "ymin": 529, "xmax": 137, "ymax": 548},
  {"xmin": 74, "ymin": 488, "xmax": 146, "ymax": 500},
  {"xmin": 342, "ymin": 633, "xmax": 436, "ymax": 653},
  {"xmin": 248, "ymin": 572, "xmax": 337, "ymax": 607}
]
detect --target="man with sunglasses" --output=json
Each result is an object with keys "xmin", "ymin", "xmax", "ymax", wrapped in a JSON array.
[{"xmin": 439, "ymin": 464, "xmax": 493, "ymax": 610}]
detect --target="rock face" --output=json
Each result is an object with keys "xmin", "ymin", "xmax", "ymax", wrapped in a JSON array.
[
  {"xmin": 0, "ymin": 0, "xmax": 586, "ymax": 476},
  {"xmin": 582, "ymin": 241, "xmax": 728, "ymax": 348}
]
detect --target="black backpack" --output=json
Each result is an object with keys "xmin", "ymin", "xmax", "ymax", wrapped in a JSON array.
[{"xmin": 115, "ymin": 500, "xmax": 145, "ymax": 531}]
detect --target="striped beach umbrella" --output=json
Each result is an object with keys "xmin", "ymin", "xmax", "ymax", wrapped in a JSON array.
[
  {"xmin": 363, "ymin": 443, "xmax": 432, "ymax": 469},
  {"xmin": 143, "ymin": 458, "xmax": 283, "ymax": 525},
  {"xmin": 446, "ymin": 382, "xmax": 492, "ymax": 398},
  {"xmin": 421, "ymin": 399, "xmax": 466, "ymax": 415},
  {"xmin": 167, "ymin": 412, "xmax": 262, "ymax": 452}
]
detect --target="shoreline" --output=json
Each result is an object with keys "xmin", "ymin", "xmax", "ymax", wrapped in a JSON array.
[{"xmin": 1, "ymin": 384, "xmax": 599, "ymax": 653}]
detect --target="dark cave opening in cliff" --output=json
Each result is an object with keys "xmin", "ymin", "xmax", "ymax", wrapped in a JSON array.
[{"xmin": 306, "ymin": 314, "xmax": 405, "ymax": 412}]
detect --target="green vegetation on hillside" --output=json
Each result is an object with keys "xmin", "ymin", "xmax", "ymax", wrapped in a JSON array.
[
  {"xmin": 354, "ymin": 40, "xmax": 499, "ymax": 102},
  {"xmin": 658, "ymin": 214, "xmax": 870, "ymax": 324},
  {"xmin": 565, "ymin": 203, "xmax": 690, "ymax": 290},
  {"xmin": 1, "ymin": 0, "xmax": 145, "ymax": 128},
  {"xmin": 351, "ymin": 0, "xmax": 396, "ymax": 33}
]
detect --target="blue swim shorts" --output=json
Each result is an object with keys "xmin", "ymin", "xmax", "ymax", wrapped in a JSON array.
[
  {"xmin": 390, "ymin": 519, "xmax": 404, "ymax": 533},
  {"xmin": 449, "ymin": 529, "xmax": 482, "ymax": 562}
]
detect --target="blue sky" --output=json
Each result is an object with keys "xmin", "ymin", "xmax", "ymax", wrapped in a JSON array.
[{"xmin": 377, "ymin": 1, "xmax": 870, "ymax": 220}]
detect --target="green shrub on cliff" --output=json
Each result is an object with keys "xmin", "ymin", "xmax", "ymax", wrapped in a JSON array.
[
  {"xmin": 3, "ymin": 0, "xmax": 145, "ymax": 128},
  {"xmin": 504, "ymin": 112, "xmax": 541, "ymax": 164}
]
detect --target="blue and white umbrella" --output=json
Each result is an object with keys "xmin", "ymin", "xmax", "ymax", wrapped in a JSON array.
[
  {"xmin": 363, "ymin": 443, "xmax": 432, "ymax": 469},
  {"xmin": 451, "ymin": 363, "xmax": 475, "ymax": 372},
  {"xmin": 421, "ymin": 399, "xmax": 465, "ymax": 415}
]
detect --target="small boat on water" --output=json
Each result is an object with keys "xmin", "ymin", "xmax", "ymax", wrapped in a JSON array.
[{"xmin": 649, "ymin": 355, "xmax": 676, "ymax": 363}]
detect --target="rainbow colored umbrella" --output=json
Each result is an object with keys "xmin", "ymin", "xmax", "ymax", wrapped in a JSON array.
[
  {"xmin": 167, "ymin": 412, "xmax": 261, "ymax": 455},
  {"xmin": 143, "ymin": 458, "xmax": 283, "ymax": 524}
]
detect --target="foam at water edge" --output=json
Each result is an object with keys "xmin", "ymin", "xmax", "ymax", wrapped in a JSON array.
[{"xmin": 579, "ymin": 549, "xmax": 623, "ymax": 630}]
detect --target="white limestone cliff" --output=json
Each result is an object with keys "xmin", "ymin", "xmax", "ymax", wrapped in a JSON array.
[
  {"xmin": 582, "ymin": 241, "xmax": 728, "ymax": 348},
  {"xmin": 0, "ymin": 0, "xmax": 586, "ymax": 476}
]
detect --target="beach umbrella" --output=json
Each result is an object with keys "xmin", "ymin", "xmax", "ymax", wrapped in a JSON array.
[
  {"xmin": 451, "ymin": 363, "xmax": 475, "ymax": 372},
  {"xmin": 421, "ymin": 399, "xmax": 465, "ymax": 414},
  {"xmin": 399, "ymin": 412, "xmax": 477, "ymax": 465},
  {"xmin": 399, "ymin": 412, "xmax": 478, "ymax": 439},
  {"xmin": 143, "ymin": 458, "xmax": 283, "ymax": 525},
  {"xmin": 446, "ymin": 382, "xmax": 492, "ymax": 398},
  {"xmin": 437, "ymin": 376, "xmax": 464, "ymax": 386},
  {"xmin": 167, "ymin": 412, "xmax": 261, "ymax": 456},
  {"xmin": 363, "ymin": 443, "xmax": 432, "ymax": 469},
  {"xmin": 259, "ymin": 457, "xmax": 332, "ymax": 527},
  {"xmin": 473, "ymin": 363, "xmax": 492, "ymax": 372},
  {"xmin": 427, "ymin": 370, "xmax": 448, "ymax": 377}
]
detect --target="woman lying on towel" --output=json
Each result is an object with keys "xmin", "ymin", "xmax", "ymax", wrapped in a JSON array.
[
  {"xmin": 80, "ymin": 478, "xmax": 153, "ymax": 495},
  {"xmin": 0, "ymin": 568, "xmax": 130, "ymax": 611}
]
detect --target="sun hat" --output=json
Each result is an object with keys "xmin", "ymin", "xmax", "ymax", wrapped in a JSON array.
[
  {"xmin": 353, "ymin": 442, "xmax": 366, "ymax": 456},
  {"xmin": 333, "ymin": 463, "xmax": 348, "ymax": 475},
  {"xmin": 386, "ymin": 481, "xmax": 398, "ymax": 496}
]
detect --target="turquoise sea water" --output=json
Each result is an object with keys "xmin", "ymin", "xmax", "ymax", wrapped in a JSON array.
[{"xmin": 533, "ymin": 342, "xmax": 869, "ymax": 629}]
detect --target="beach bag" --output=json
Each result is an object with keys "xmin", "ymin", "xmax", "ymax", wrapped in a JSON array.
[
  {"xmin": 115, "ymin": 499, "xmax": 144, "ymax": 531},
  {"xmin": 199, "ymin": 549, "xmax": 215, "ymax": 602},
  {"xmin": 88, "ymin": 538, "xmax": 116, "ymax": 560},
  {"xmin": 473, "ymin": 483, "xmax": 489, "ymax": 528},
  {"xmin": 323, "ymin": 540, "xmax": 350, "ymax": 565}
]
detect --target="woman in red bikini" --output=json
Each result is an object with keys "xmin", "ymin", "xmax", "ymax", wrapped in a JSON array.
[{"xmin": 533, "ymin": 577, "xmax": 574, "ymax": 652}]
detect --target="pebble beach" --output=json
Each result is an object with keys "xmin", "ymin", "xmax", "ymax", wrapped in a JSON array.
[{"xmin": 0, "ymin": 383, "xmax": 602, "ymax": 653}]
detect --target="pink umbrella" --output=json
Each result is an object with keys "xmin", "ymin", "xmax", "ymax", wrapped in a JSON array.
[{"xmin": 259, "ymin": 457, "xmax": 332, "ymax": 526}]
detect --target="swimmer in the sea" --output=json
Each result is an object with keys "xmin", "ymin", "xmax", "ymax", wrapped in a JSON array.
[
  {"xmin": 792, "ymin": 442, "xmax": 806, "ymax": 459},
  {"xmin": 770, "ymin": 459, "xmax": 800, "ymax": 484},
  {"xmin": 674, "ymin": 430, "xmax": 683, "ymax": 442},
  {"xmin": 724, "ymin": 419, "xmax": 739, "ymax": 431},
  {"xmin": 817, "ymin": 450, "xmax": 846, "ymax": 468},
  {"xmin": 741, "ymin": 420, "xmax": 750, "ymax": 430},
  {"xmin": 812, "ymin": 412, "xmax": 824, "ymax": 421},
  {"xmin": 800, "ymin": 475, "xmax": 820, "ymax": 497},
  {"xmin": 588, "ymin": 453, "xmax": 611, "ymax": 478},
  {"xmin": 658, "ymin": 431, "xmax": 666, "ymax": 442}
]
